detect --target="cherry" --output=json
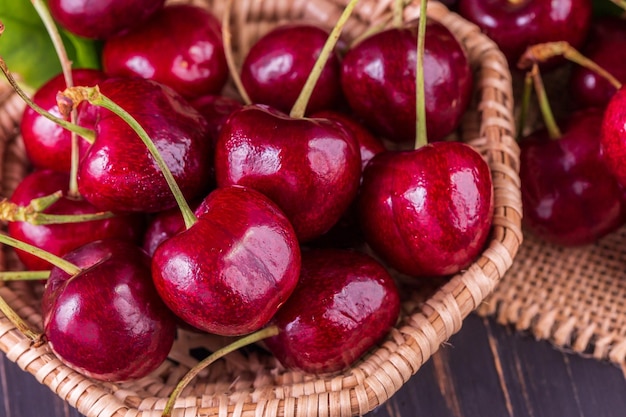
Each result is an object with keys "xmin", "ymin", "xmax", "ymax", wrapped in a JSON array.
[
  {"xmin": 8, "ymin": 169, "xmax": 144, "ymax": 271},
  {"xmin": 570, "ymin": 18, "xmax": 626, "ymax": 108},
  {"xmin": 102, "ymin": 4, "xmax": 228, "ymax": 100},
  {"xmin": 600, "ymin": 86, "xmax": 626, "ymax": 188},
  {"xmin": 151, "ymin": 185, "xmax": 301, "ymax": 336},
  {"xmin": 240, "ymin": 24, "xmax": 343, "ymax": 115},
  {"xmin": 142, "ymin": 207, "xmax": 186, "ymax": 257},
  {"xmin": 42, "ymin": 239, "xmax": 177, "ymax": 381},
  {"xmin": 20, "ymin": 69, "xmax": 107, "ymax": 173},
  {"xmin": 75, "ymin": 77, "xmax": 213, "ymax": 213},
  {"xmin": 190, "ymin": 94, "xmax": 243, "ymax": 146},
  {"xmin": 340, "ymin": 19, "xmax": 473, "ymax": 143},
  {"xmin": 48, "ymin": 0, "xmax": 165, "ymax": 40},
  {"xmin": 358, "ymin": 142, "xmax": 494, "ymax": 277},
  {"xmin": 521, "ymin": 108, "xmax": 626, "ymax": 245},
  {"xmin": 457, "ymin": 0, "xmax": 593, "ymax": 68},
  {"xmin": 264, "ymin": 248, "xmax": 400, "ymax": 374},
  {"xmin": 214, "ymin": 104, "xmax": 362, "ymax": 242}
]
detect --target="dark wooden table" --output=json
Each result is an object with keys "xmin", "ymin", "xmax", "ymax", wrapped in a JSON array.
[{"xmin": 2, "ymin": 313, "xmax": 625, "ymax": 417}]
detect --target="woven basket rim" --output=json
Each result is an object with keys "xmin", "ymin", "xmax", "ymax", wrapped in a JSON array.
[{"xmin": 0, "ymin": 1, "xmax": 522, "ymax": 416}]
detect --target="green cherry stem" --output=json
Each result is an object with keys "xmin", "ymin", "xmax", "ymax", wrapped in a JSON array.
[
  {"xmin": 59, "ymin": 86, "xmax": 198, "ymax": 229},
  {"xmin": 414, "ymin": 0, "xmax": 428, "ymax": 149},
  {"xmin": 162, "ymin": 325, "xmax": 280, "ymax": 417},
  {"xmin": 610, "ymin": 0, "xmax": 626, "ymax": 10},
  {"xmin": 518, "ymin": 41, "xmax": 623, "ymax": 90},
  {"xmin": 0, "ymin": 197, "xmax": 115, "ymax": 225},
  {"xmin": 222, "ymin": 0, "xmax": 252, "ymax": 105},
  {"xmin": 0, "ymin": 233, "xmax": 80, "ymax": 275},
  {"xmin": 393, "ymin": 0, "xmax": 405, "ymax": 27},
  {"xmin": 0, "ymin": 57, "xmax": 96, "ymax": 144},
  {"xmin": 0, "ymin": 294, "xmax": 40, "ymax": 342},
  {"xmin": 529, "ymin": 63, "xmax": 561, "ymax": 139},
  {"xmin": 517, "ymin": 69, "xmax": 533, "ymax": 140},
  {"xmin": 0, "ymin": 270, "xmax": 50, "ymax": 281},
  {"xmin": 289, "ymin": 0, "xmax": 361, "ymax": 119}
]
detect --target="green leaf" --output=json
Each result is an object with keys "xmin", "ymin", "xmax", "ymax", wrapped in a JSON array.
[{"xmin": 0, "ymin": 0, "xmax": 101, "ymax": 90}]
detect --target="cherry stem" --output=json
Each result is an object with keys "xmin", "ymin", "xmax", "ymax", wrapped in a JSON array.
[
  {"xmin": 8, "ymin": 1, "xmax": 81, "ymax": 196},
  {"xmin": 0, "ymin": 270, "xmax": 50, "ymax": 281},
  {"xmin": 223, "ymin": 0, "xmax": 252, "ymax": 105},
  {"xmin": 0, "ymin": 196, "xmax": 115, "ymax": 225},
  {"xmin": 517, "ymin": 70, "xmax": 533, "ymax": 140},
  {"xmin": 162, "ymin": 325, "xmax": 280, "ymax": 417},
  {"xmin": 518, "ymin": 41, "xmax": 623, "ymax": 90},
  {"xmin": 0, "ymin": 233, "xmax": 80, "ymax": 275},
  {"xmin": 529, "ymin": 63, "xmax": 561, "ymax": 139},
  {"xmin": 59, "ymin": 86, "xmax": 198, "ymax": 229},
  {"xmin": 289, "ymin": 0, "xmax": 361, "ymax": 119},
  {"xmin": 414, "ymin": 0, "xmax": 428, "ymax": 149},
  {"xmin": 610, "ymin": 0, "xmax": 626, "ymax": 10},
  {"xmin": 0, "ymin": 294, "xmax": 41, "ymax": 342},
  {"xmin": 393, "ymin": 0, "xmax": 404, "ymax": 27},
  {"xmin": 0, "ymin": 57, "xmax": 96, "ymax": 144}
]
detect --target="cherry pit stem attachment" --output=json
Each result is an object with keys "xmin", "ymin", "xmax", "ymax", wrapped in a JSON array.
[
  {"xmin": 162, "ymin": 325, "xmax": 280, "ymax": 417},
  {"xmin": 289, "ymin": 0, "xmax": 361, "ymax": 118},
  {"xmin": 58, "ymin": 86, "xmax": 198, "ymax": 229}
]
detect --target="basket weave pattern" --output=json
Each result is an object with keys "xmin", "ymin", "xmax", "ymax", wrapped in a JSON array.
[{"xmin": 0, "ymin": 1, "xmax": 522, "ymax": 416}]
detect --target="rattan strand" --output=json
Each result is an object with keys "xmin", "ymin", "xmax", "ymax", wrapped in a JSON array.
[{"xmin": 0, "ymin": 1, "xmax": 522, "ymax": 416}]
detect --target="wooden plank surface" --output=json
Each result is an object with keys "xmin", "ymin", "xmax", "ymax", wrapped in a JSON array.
[{"xmin": 1, "ymin": 314, "xmax": 624, "ymax": 417}]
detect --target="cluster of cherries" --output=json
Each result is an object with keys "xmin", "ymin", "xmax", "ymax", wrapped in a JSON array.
[
  {"xmin": 452, "ymin": 0, "xmax": 626, "ymax": 246},
  {"xmin": 2, "ymin": 0, "xmax": 499, "ymax": 392}
]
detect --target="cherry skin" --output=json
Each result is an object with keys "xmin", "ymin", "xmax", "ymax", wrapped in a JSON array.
[
  {"xmin": 358, "ymin": 142, "xmax": 494, "ymax": 277},
  {"xmin": 48, "ymin": 0, "xmax": 165, "ymax": 40},
  {"xmin": 102, "ymin": 4, "xmax": 228, "ymax": 100},
  {"xmin": 457, "ymin": 0, "xmax": 592, "ymax": 68},
  {"xmin": 264, "ymin": 249, "xmax": 400, "ymax": 374},
  {"xmin": 521, "ymin": 108, "xmax": 626, "ymax": 245},
  {"xmin": 77, "ymin": 77, "xmax": 213, "ymax": 213},
  {"xmin": 20, "ymin": 69, "xmax": 107, "ymax": 173},
  {"xmin": 600, "ymin": 86, "xmax": 626, "ymax": 188},
  {"xmin": 240, "ymin": 24, "xmax": 343, "ymax": 115},
  {"xmin": 340, "ymin": 19, "xmax": 473, "ymax": 144},
  {"xmin": 190, "ymin": 94, "xmax": 244, "ymax": 146},
  {"xmin": 42, "ymin": 239, "xmax": 177, "ymax": 382},
  {"xmin": 8, "ymin": 169, "xmax": 144, "ymax": 271},
  {"xmin": 142, "ymin": 207, "xmax": 186, "ymax": 257},
  {"xmin": 151, "ymin": 185, "xmax": 301, "ymax": 336},
  {"xmin": 215, "ymin": 104, "xmax": 362, "ymax": 242}
]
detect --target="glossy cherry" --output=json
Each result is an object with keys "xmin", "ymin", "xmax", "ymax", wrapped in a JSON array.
[
  {"xmin": 240, "ymin": 24, "xmax": 342, "ymax": 115},
  {"xmin": 151, "ymin": 185, "xmax": 301, "ymax": 336},
  {"xmin": 214, "ymin": 104, "xmax": 362, "ymax": 242},
  {"xmin": 48, "ymin": 0, "xmax": 166, "ymax": 40},
  {"xmin": 20, "ymin": 69, "xmax": 107, "ymax": 173},
  {"xmin": 358, "ymin": 142, "xmax": 494, "ymax": 277},
  {"xmin": 190, "ymin": 94, "xmax": 243, "ymax": 146},
  {"xmin": 521, "ymin": 108, "xmax": 626, "ymax": 245},
  {"xmin": 42, "ymin": 239, "xmax": 177, "ymax": 381},
  {"xmin": 457, "ymin": 0, "xmax": 592, "ymax": 67},
  {"xmin": 264, "ymin": 249, "xmax": 400, "ymax": 374},
  {"xmin": 102, "ymin": 4, "xmax": 228, "ymax": 100},
  {"xmin": 340, "ymin": 19, "xmax": 473, "ymax": 143},
  {"xmin": 77, "ymin": 77, "xmax": 213, "ymax": 213},
  {"xmin": 8, "ymin": 170, "xmax": 144, "ymax": 271},
  {"xmin": 600, "ymin": 86, "xmax": 626, "ymax": 188}
]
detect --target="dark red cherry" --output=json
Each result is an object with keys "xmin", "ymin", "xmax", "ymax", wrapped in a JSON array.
[
  {"xmin": 77, "ymin": 77, "xmax": 213, "ymax": 213},
  {"xmin": 520, "ymin": 108, "xmax": 626, "ymax": 245},
  {"xmin": 340, "ymin": 19, "xmax": 473, "ymax": 143},
  {"xmin": 20, "ymin": 69, "xmax": 107, "ymax": 173},
  {"xmin": 8, "ymin": 170, "xmax": 144, "ymax": 271},
  {"xmin": 214, "ymin": 104, "xmax": 362, "ymax": 242},
  {"xmin": 457, "ymin": 0, "xmax": 592, "ymax": 68},
  {"xmin": 358, "ymin": 142, "xmax": 494, "ymax": 277},
  {"xmin": 190, "ymin": 94, "xmax": 244, "ymax": 146},
  {"xmin": 48, "ymin": 0, "xmax": 166, "ymax": 40},
  {"xmin": 102, "ymin": 4, "xmax": 228, "ymax": 100},
  {"xmin": 42, "ymin": 239, "xmax": 177, "ymax": 381},
  {"xmin": 151, "ymin": 185, "xmax": 301, "ymax": 336},
  {"xmin": 240, "ymin": 24, "xmax": 343, "ymax": 115},
  {"xmin": 264, "ymin": 249, "xmax": 400, "ymax": 374}
]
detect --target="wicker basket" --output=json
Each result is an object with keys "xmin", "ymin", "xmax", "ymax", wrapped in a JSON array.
[{"xmin": 0, "ymin": 1, "xmax": 522, "ymax": 416}]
